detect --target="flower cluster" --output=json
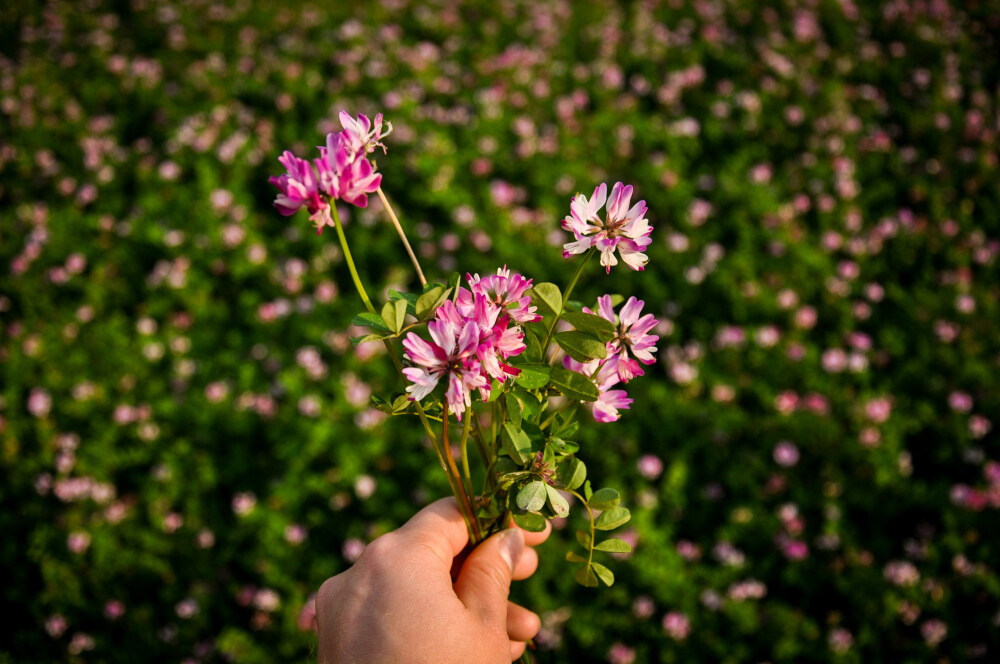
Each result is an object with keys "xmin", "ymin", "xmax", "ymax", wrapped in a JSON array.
[
  {"xmin": 269, "ymin": 112, "xmax": 389, "ymax": 232},
  {"xmin": 562, "ymin": 182, "xmax": 653, "ymax": 273},
  {"xmin": 561, "ymin": 296, "xmax": 659, "ymax": 423},
  {"xmin": 402, "ymin": 268, "xmax": 535, "ymax": 419}
]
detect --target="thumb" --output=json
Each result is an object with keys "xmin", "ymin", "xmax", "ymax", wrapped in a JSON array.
[{"xmin": 454, "ymin": 528, "xmax": 525, "ymax": 624}]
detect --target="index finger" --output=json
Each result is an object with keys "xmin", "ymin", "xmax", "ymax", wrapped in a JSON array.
[{"xmin": 395, "ymin": 497, "xmax": 470, "ymax": 567}]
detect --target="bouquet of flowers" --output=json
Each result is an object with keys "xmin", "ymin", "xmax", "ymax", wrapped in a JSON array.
[{"xmin": 270, "ymin": 111, "xmax": 659, "ymax": 591}]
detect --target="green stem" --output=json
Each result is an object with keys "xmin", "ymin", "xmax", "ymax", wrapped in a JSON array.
[
  {"xmin": 541, "ymin": 247, "xmax": 595, "ymax": 355},
  {"xmin": 458, "ymin": 412, "xmax": 475, "ymax": 501},
  {"xmin": 330, "ymin": 201, "xmax": 479, "ymax": 541},
  {"xmin": 540, "ymin": 402, "xmax": 577, "ymax": 431},
  {"xmin": 331, "ymin": 204, "xmax": 375, "ymax": 314},
  {"xmin": 568, "ymin": 489, "xmax": 597, "ymax": 568}
]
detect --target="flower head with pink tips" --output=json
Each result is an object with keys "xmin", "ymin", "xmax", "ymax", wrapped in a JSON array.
[
  {"xmin": 562, "ymin": 182, "xmax": 653, "ymax": 273},
  {"xmin": 587, "ymin": 295, "xmax": 660, "ymax": 382}
]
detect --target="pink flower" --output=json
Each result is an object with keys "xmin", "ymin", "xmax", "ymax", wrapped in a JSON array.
[
  {"xmin": 587, "ymin": 295, "xmax": 659, "ymax": 381},
  {"xmin": 402, "ymin": 300, "xmax": 489, "ymax": 420},
  {"xmin": 268, "ymin": 151, "xmax": 326, "ymax": 222},
  {"xmin": 662, "ymin": 611, "xmax": 691, "ymax": 640},
  {"xmin": 562, "ymin": 182, "xmax": 652, "ymax": 273},
  {"xmin": 460, "ymin": 266, "xmax": 541, "ymax": 324},
  {"xmin": 314, "ymin": 131, "xmax": 382, "ymax": 212},
  {"xmin": 403, "ymin": 275, "xmax": 530, "ymax": 418},
  {"xmin": 562, "ymin": 356, "xmax": 633, "ymax": 423},
  {"xmin": 339, "ymin": 111, "xmax": 392, "ymax": 154}
]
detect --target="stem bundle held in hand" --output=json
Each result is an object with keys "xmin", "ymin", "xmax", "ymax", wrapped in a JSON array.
[{"xmin": 270, "ymin": 111, "xmax": 660, "ymax": 593}]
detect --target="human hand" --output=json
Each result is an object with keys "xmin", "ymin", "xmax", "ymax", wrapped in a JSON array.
[{"xmin": 316, "ymin": 498, "xmax": 552, "ymax": 663}]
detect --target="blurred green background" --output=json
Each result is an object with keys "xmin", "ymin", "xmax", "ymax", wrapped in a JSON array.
[{"xmin": 2, "ymin": 0, "xmax": 999, "ymax": 662}]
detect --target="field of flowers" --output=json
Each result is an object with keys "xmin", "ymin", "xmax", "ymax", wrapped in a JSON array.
[{"xmin": 2, "ymin": 0, "xmax": 999, "ymax": 662}]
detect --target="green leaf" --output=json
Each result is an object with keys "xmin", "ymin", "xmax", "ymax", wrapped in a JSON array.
[
  {"xmin": 500, "ymin": 423, "xmax": 532, "ymax": 464},
  {"xmin": 554, "ymin": 331, "xmax": 608, "ymax": 363},
  {"xmin": 607, "ymin": 294, "xmax": 625, "ymax": 308},
  {"xmin": 394, "ymin": 299, "xmax": 408, "ymax": 332},
  {"xmin": 584, "ymin": 481, "xmax": 594, "ymax": 501},
  {"xmin": 566, "ymin": 551, "xmax": 587, "ymax": 564},
  {"xmin": 352, "ymin": 312, "xmax": 391, "ymax": 333},
  {"xmin": 530, "ymin": 282, "xmax": 562, "ymax": 315},
  {"xmin": 351, "ymin": 333, "xmax": 391, "ymax": 346},
  {"xmin": 593, "ymin": 538, "xmax": 633, "ymax": 553},
  {"xmin": 545, "ymin": 484, "xmax": 570, "ymax": 518},
  {"xmin": 486, "ymin": 378, "xmax": 503, "ymax": 402},
  {"xmin": 588, "ymin": 488, "xmax": 621, "ymax": 511},
  {"xmin": 381, "ymin": 301, "xmax": 399, "ymax": 333},
  {"xmin": 511, "ymin": 363, "xmax": 551, "ymax": 390},
  {"xmin": 512, "ymin": 511, "xmax": 546, "ymax": 532},
  {"xmin": 505, "ymin": 393, "xmax": 523, "ymax": 428},
  {"xmin": 513, "ymin": 391, "xmax": 545, "ymax": 419},
  {"xmin": 391, "ymin": 395, "xmax": 411, "ymax": 413},
  {"xmin": 516, "ymin": 481, "xmax": 547, "ymax": 512},
  {"xmin": 559, "ymin": 458, "xmax": 587, "ymax": 491},
  {"xmin": 416, "ymin": 286, "xmax": 450, "ymax": 319},
  {"xmin": 594, "ymin": 506, "xmax": 631, "ymax": 531},
  {"xmin": 550, "ymin": 367, "xmax": 600, "ymax": 402},
  {"xmin": 447, "ymin": 272, "xmax": 462, "ymax": 301},
  {"xmin": 387, "ymin": 289, "xmax": 419, "ymax": 316},
  {"xmin": 574, "ymin": 564, "xmax": 599, "ymax": 587},
  {"xmin": 522, "ymin": 326, "xmax": 543, "ymax": 362},
  {"xmin": 591, "ymin": 562, "xmax": 615, "ymax": 586},
  {"xmin": 370, "ymin": 395, "xmax": 392, "ymax": 413},
  {"xmin": 575, "ymin": 529, "xmax": 592, "ymax": 549},
  {"xmin": 562, "ymin": 312, "xmax": 616, "ymax": 343}
]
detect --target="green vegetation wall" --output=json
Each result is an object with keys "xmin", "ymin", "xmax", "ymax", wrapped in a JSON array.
[{"xmin": 1, "ymin": 1, "xmax": 998, "ymax": 662}]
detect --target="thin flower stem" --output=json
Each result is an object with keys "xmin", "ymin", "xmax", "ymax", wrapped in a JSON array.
[
  {"xmin": 541, "ymin": 247, "xmax": 596, "ymax": 355},
  {"xmin": 376, "ymin": 186, "xmax": 427, "ymax": 286},
  {"xmin": 330, "ymin": 201, "xmax": 479, "ymax": 541},
  {"xmin": 458, "ymin": 412, "xmax": 475, "ymax": 501},
  {"xmin": 568, "ymin": 488, "xmax": 597, "ymax": 568},
  {"xmin": 540, "ymin": 401, "xmax": 577, "ymax": 431},
  {"xmin": 331, "ymin": 204, "xmax": 376, "ymax": 314}
]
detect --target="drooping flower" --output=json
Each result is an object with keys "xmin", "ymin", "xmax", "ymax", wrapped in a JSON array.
[
  {"xmin": 459, "ymin": 266, "xmax": 541, "ymax": 324},
  {"xmin": 314, "ymin": 131, "xmax": 381, "ymax": 213},
  {"xmin": 562, "ymin": 182, "xmax": 652, "ymax": 273},
  {"xmin": 562, "ymin": 355, "xmax": 633, "ymax": 423},
  {"xmin": 587, "ymin": 295, "xmax": 659, "ymax": 382},
  {"xmin": 269, "ymin": 151, "xmax": 327, "ymax": 223},
  {"xmin": 339, "ymin": 111, "xmax": 392, "ymax": 155}
]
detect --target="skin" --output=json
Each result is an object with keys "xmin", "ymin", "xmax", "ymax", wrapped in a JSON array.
[{"xmin": 316, "ymin": 498, "xmax": 552, "ymax": 664}]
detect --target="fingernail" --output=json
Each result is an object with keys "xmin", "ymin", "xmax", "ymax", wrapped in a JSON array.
[{"xmin": 498, "ymin": 528, "xmax": 525, "ymax": 573}]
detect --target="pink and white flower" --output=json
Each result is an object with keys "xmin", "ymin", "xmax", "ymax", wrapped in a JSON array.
[
  {"xmin": 459, "ymin": 266, "xmax": 541, "ymax": 324},
  {"xmin": 587, "ymin": 295, "xmax": 659, "ymax": 382},
  {"xmin": 562, "ymin": 355, "xmax": 633, "ymax": 423},
  {"xmin": 562, "ymin": 182, "xmax": 653, "ymax": 273},
  {"xmin": 339, "ymin": 111, "xmax": 392, "ymax": 155}
]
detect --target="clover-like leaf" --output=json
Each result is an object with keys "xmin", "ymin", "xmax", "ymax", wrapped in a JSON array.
[
  {"xmin": 554, "ymin": 331, "xmax": 608, "ymax": 363},
  {"xmin": 593, "ymin": 538, "xmax": 633, "ymax": 553},
  {"xmin": 545, "ymin": 484, "xmax": 570, "ymax": 518},
  {"xmin": 594, "ymin": 506, "xmax": 631, "ymax": 531},
  {"xmin": 529, "ymin": 282, "xmax": 562, "ymax": 316},
  {"xmin": 516, "ymin": 481, "xmax": 547, "ymax": 512},
  {"xmin": 591, "ymin": 561, "xmax": 615, "ymax": 586},
  {"xmin": 562, "ymin": 311, "xmax": 616, "ymax": 343},
  {"xmin": 588, "ymin": 488, "xmax": 621, "ymax": 511},
  {"xmin": 550, "ymin": 367, "xmax": 600, "ymax": 402}
]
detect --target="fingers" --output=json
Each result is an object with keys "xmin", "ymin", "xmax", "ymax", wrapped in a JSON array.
[
  {"xmin": 510, "ymin": 640, "xmax": 527, "ymax": 660},
  {"xmin": 454, "ymin": 528, "xmax": 525, "ymax": 623},
  {"xmin": 514, "ymin": 516, "xmax": 552, "ymax": 547},
  {"xmin": 506, "ymin": 600, "xmax": 540, "ymax": 642},
  {"xmin": 512, "ymin": 545, "xmax": 538, "ymax": 581},
  {"xmin": 395, "ymin": 497, "xmax": 470, "ymax": 567}
]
